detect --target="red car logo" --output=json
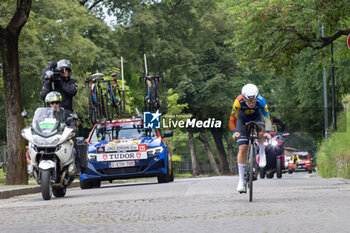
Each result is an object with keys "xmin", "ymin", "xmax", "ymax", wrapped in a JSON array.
[{"xmin": 138, "ymin": 144, "xmax": 147, "ymax": 152}]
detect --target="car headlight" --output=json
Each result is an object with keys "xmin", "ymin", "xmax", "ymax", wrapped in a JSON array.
[
  {"xmin": 88, "ymin": 153, "xmax": 97, "ymax": 160},
  {"xmin": 147, "ymin": 146, "xmax": 164, "ymax": 155}
]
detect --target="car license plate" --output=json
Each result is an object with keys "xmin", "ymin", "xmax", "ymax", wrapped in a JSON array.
[
  {"xmin": 109, "ymin": 161, "xmax": 135, "ymax": 168},
  {"xmin": 298, "ymin": 165, "xmax": 303, "ymax": 168}
]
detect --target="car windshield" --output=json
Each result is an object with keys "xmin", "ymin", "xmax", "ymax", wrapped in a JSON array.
[
  {"xmin": 89, "ymin": 124, "xmax": 157, "ymax": 142},
  {"xmin": 298, "ymin": 155, "xmax": 309, "ymax": 160}
]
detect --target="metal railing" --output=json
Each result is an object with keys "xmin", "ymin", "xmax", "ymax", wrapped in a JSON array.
[
  {"xmin": 173, "ymin": 161, "xmax": 215, "ymax": 175},
  {"xmin": 0, "ymin": 145, "xmax": 6, "ymax": 163}
]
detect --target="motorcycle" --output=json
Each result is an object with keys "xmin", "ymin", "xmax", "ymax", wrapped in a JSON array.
[
  {"xmin": 21, "ymin": 107, "xmax": 80, "ymax": 200},
  {"xmin": 257, "ymin": 132, "xmax": 290, "ymax": 179}
]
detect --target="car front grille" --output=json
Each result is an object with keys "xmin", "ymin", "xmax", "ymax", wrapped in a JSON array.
[{"xmin": 97, "ymin": 166, "xmax": 147, "ymax": 175}]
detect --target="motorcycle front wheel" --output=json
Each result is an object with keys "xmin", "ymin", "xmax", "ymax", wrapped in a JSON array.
[{"xmin": 41, "ymin": 169, "xmax": 53, "ymax": 200}]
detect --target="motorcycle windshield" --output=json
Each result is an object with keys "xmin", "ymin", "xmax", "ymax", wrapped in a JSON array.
[{"xmin": 32, "ymin": 107, "xmax": 65, "ymax": 136}]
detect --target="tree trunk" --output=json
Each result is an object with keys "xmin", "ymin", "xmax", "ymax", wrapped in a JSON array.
[
  {"xmin": 0, "ymin": 0, "xmax": 32, "ymax": 185},
  {"xmin": 187, "ymin": 127, "xmax": 199, "ymax": 176},
  {"xmin": 197, "ymin": 129, "xmax": 220, "ymax": 176},
  {"xmin": 224, "ymin": 133, "xmax": 237, "ymax": 175},
  {"xmin": 210, "ymin": 128, "xmax": 230, "ymax": 174}
]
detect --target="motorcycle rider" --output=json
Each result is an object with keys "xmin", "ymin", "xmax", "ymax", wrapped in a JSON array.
[
  {"xmin": 40, "ymin": 59, "xmax": 77, "ymax": 119},
  {"xmin": 44, "ymin": 91, "xmax": 76, "ymax": 127},
  {"xmin": 44, "ymin": 91, "xmax": 81, "ymax": 175},
  {"xmin": 229, "ymin": 84, "xmax": 272, "ymax": 193}
]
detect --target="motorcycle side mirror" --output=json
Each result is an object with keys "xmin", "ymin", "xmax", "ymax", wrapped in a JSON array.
[
  {"xmin": 282, "ymin": 133, "xmax": 290, "ymax": 137},
  {"xmin": 21, "ymin": 110, "xmax": 29, "ymax": 119},
  {"xmin": 71, "ymin": 113, "xmax": 79, "ymax": 121}
]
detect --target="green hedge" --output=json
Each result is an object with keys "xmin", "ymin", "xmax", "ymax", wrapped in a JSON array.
[{"xmin": 316, "ymin": 108, "xmax": 350, "ymax": 178}]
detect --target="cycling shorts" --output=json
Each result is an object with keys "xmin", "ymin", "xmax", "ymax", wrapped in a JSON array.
[{"xmin": 236, "ymin": 111, "xmax": 265, "ymax": 146}]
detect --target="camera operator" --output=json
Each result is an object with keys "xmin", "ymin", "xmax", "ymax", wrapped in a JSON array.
[{"xmin": 40, "ymin": 59, "xmax": 77, "ymax": 119}]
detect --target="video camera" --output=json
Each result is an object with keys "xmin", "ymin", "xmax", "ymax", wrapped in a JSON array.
[{"xmin": 43, "ymin": 61, "xmax": 62, "ymax": 82}]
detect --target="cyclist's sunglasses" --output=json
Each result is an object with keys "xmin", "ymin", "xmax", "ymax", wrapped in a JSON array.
[
  {"xmin": 244, "ymin": 98, "xmax": 257, "ymax": 104},
  {"xmin": 50, "ymin": 101, "xmax": 60, "ymax": 105}
]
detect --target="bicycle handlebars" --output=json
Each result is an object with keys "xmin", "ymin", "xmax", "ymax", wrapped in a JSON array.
[
  {"xmin": 84, "ymin": 73, "xmax": 120, "ymax": 88},
  {"xmin": 139, "ymin": 73, "xmax": 164, "ymax": 84}
]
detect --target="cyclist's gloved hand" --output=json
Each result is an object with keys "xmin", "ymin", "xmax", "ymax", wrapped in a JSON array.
[{"xmin": 232, "ymin": 132, "xmax": 240, "ymax": 140}]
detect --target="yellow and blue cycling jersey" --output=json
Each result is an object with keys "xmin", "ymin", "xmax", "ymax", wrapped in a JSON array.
[{"xmin": 229, "ymin": 94, "xmax": 272, "ymax": 134}]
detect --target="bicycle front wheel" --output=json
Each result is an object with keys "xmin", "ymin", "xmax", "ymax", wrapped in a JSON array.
[{"xmin": 248, "ymin": 142, "xmax": 254, "ymax": 202}]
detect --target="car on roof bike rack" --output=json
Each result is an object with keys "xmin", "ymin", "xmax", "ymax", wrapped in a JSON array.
[{"xmin": 79, "ymin": 117, "xmax": 174, "ymax": 189}]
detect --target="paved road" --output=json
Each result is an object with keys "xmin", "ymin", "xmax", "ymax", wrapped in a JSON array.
[{"xmin": 0, "ymin": 173, "xmax": 349, "ymax": 233}]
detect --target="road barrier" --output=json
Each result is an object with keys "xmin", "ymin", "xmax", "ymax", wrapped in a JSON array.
[{"xmin": 173, "ymin": 161, "xmax": 215, "ymax": 175}]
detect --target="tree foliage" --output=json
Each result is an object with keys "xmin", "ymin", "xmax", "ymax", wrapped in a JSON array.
[{"xmin": 225, "ymin": 0, "xmax": 350, "ymax": 70}]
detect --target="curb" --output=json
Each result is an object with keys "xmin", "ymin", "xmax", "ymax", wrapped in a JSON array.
[
  {"xmin": 0, "ymin": 178, "xmax": 155, "ymax": 200},
  {"xmin": 0, "ymin": 181, "xmax": 81, "ymax": 199}
]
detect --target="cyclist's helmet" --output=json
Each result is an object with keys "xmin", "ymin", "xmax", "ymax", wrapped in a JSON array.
[
  {"xmin": 242, "ymin": 83, "xmax": 259, "ymax": 100},
  {"xmin": 45, "ymin": 91, "xmax": 62, "ymax": 107},
  {"xmin": 57, "ymin": 59, "xmax": 72, "ymax": 78}
]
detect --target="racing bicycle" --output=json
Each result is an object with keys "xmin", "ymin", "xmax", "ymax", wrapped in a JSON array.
[
  {"xmin": 139, "ymin": 73, "xmax": 163, "ymax": 111},
  {"xmin": 85, "ymin": 73, "xmax": 106, "ymax": 124},
  {"xmin": 240, "ymin": 121, "xmax": 265, "ymax": 202},
  {"xmin": 104, "ymin": 73, "xmax": 122, "ymax": 122}
]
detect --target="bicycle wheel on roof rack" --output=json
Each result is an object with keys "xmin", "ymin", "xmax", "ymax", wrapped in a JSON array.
[
  {"xmin": 105, "ymin": 92, "xmax": 113, "ymax": 122},
  {"xmin": 115, "ymin": 88, "xmax": 122, "ymax": 116},
  {"xmin": 149, "ymin": 85, "xmax": 158, "ymax": 111},
  {"xmin": 88, "ymin": 95, "xmax": 97, "ymax": 124},
  {"xmin": 99, "ymin": 90, "xmax": 106, "ymax": 121}
]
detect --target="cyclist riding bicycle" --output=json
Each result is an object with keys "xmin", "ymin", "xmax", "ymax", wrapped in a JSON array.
[{"xmin": 229, "ymin": 84, "xmax": 272, "ymax": 193}]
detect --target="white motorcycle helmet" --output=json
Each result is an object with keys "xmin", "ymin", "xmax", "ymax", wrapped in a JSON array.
[{"xmin": 242, "ymin": 84, "xmax": 259, "ymax": 100}]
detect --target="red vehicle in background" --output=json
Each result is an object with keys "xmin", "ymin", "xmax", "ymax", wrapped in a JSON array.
[{"xmin": 288, "ymin": 152, "xmax": 312, "ymax": 174}]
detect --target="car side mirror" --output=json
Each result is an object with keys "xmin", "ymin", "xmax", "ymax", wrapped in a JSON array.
[
  {"xmin": 21, "ymin": 110, "xmax": 29, "ymax": 119},
  {"xmin": 163, "ymin": 130, "xmax": 173, "ymax": 138}
]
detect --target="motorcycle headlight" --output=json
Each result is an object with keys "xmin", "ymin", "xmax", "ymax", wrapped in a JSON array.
[
  {"xmin": 33, "ymin": 135, "xmax": 60, "ymax": 146},
  {"xmin": 147, "ymin": 146, "xmax": 164, "ymax": 155},
  {"xmin": 271, "ymin": 140, "xmax": 278, "ymax": 146}
]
